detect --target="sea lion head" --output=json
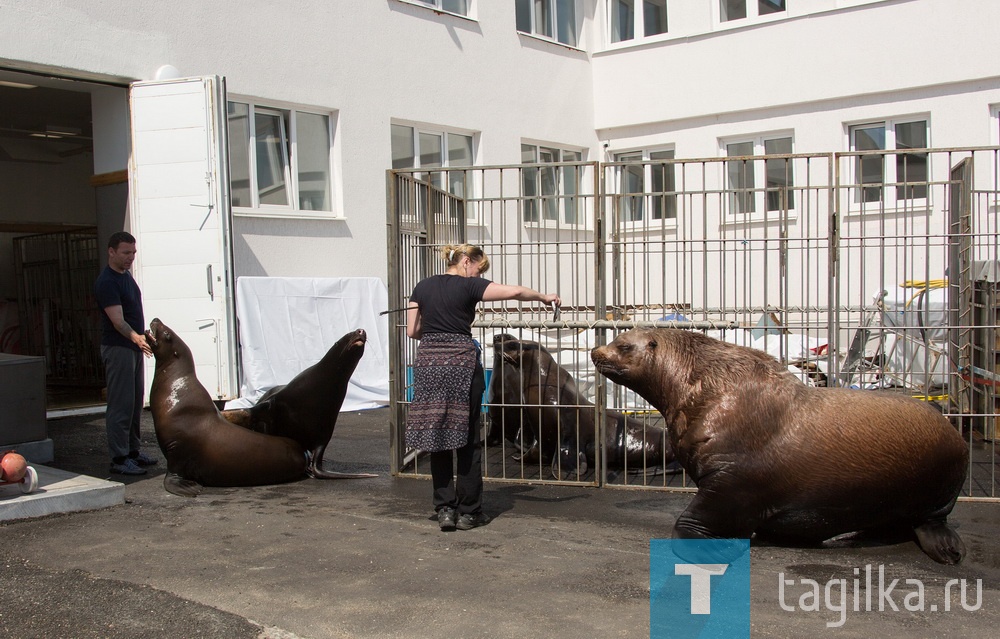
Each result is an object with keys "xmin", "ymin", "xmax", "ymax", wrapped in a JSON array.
[
  {"xmin": 591, "ymin": 328, "xmax": 659, "ymax": 382},
  {"xmin": 492, "ymin": 333, "xmax": 517, "ymax": 350},
  {"xmin": 145, "ymin": 318, "xmax": 192, "ymax": 365},
  {"xmin": 497, "ymin": 337, "xmax": 546, "ymax": 369},
  {"xmin": 321, "ymin": 328, "xmax": 367, "ymax": 368},
  {"xmin": 590, "ymin": 328, "xmax": 690, "ymax": 412}
]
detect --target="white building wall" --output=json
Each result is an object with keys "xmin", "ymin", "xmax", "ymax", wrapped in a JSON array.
[
  {"xmin": 2, "ymin": 0, "xmax": 998, "ymax": 284},
  {"xmin": 0, "ymin": 0, "xmax": 599, "ymax": 282},
  {"xmin": 601, "ymin": 78, "xmax": 1000, "ymax": 161},
  {"xmin": 593, "ymin": 0, "xmax": 1000, "ymax": 133}
]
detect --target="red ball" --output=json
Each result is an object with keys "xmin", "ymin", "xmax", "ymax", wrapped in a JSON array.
[{"xmin": 1, "ymin": 452, "xmax": 27, "ymax": 483}]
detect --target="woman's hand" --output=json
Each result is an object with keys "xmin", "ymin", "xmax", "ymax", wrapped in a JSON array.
[{"xmin": 541, "ymin": 293, "xmax": 561, "ymax": 307}]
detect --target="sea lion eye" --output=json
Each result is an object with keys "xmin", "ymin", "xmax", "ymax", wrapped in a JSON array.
[
  {"xmin": 648, "ymin": 340, "xmax": 657, "ymax": 350},
  {"xmin": 617, "ymin": 342, "xmax": 632, "ymax": 353}
]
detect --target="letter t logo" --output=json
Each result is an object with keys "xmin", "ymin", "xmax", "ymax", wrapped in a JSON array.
[{"xmin": 675, "ymin": 564, "xmax": 729, "ymax": 614}]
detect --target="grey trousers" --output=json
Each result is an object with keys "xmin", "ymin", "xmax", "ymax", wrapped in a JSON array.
[{"xmin": 101, "ymin": 344, "xmax": 144, "ymax": 461}]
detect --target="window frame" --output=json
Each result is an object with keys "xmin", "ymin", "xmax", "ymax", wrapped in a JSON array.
[
  {"xmin": 846, "ymin": 116, "xmax": 931, "ymax": 212},
  {"xmin": 611, "ymin": 147, "xmax": 678, "ymax": 227},
  {"xmin": 992, "ymin": 103, "xmax": 1000, "ymax": 147},
  {"xmin": 228, "ymin": 97, "xmax": 340, "ymax": 219},
  {"xmin": 391, "ymin": 121, "xmax": 479, "ymax": 221},
  {"xmin": 392, "ymin": 122, "xmax": 476, "ymax": 191},
  {"xmin": 715, "ymin": 0, "xmax": 786, "ymax": 28},
  {"xmin": 520, "ymin": 142, "xmax": 587, "ymax": 228},
  {"xmin": 397, "ymin": 0, "xmax": 474, "ymax": 19},
  {"xmin": 720, "ymin": 132, "xmax": 796, "ymax": 219},
  {"xmin": 608, "ymin": 0, "xmax": 669, "ymax": 47},
  {"xmin": 516, "ymin": 0, "xmax": 580, "ymax": 49}
]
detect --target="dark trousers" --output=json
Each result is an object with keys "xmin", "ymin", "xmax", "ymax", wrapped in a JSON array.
[
  {"xmin": 101, "ymin": 344, "xmax": 144, "ymax": 461},
  {"xmin": 430, "ymin": 361, "xmax": 485, "ymax": 515}
]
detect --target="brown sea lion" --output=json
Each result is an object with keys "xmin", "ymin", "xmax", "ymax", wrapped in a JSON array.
[
  {"xmin": 486, "ymin": 333, "xmax": 527, "ymax": 448},
  {"xmin": 591, "ymin": 328, "xmax": 969, "ymax": 564},
  {"xmin": 492, "ymin": 335, "xmax": 673, "ymax": 480},
  {"xmin": 222, "ymin": 329, "xmax": 376, "ymax": 479},
  {"xmin": 145, "ymin": 318, "xmax": 307, "ymax": 497}
]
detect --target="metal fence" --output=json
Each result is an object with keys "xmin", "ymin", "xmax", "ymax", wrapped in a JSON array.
[
  {"xmin": 386, "ymin": 147, "xmax": 1000, "ymax": 500},
  {"xmin": 13, "ymin": 229, "xmax": 103, "ymax": 386}
]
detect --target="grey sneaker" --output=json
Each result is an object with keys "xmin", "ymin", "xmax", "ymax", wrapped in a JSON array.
[
  {"xmin": 130, "ymin": 451, "xmax": 158, "ymax": 466},
  {"xmin": 110, "ymin": 458, "xmax": 148, "ymax": 475},
  {"xmin": 456, "ymin": 512, "xmax": 492, "ymax": 530},
  {"xmin": 437, "ymin": 507, "xmax": 457, "ymax": 531}
]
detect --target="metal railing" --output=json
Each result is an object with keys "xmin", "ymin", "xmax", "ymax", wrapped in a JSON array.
[{"xmin": 387, "ymin": 148, "xmax": 1000, "ymax": 499}]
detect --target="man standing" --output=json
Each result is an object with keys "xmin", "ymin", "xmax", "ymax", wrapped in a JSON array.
[{"xmin": 95, "ymin": 232, "xmax": 156, "ymax": 475}]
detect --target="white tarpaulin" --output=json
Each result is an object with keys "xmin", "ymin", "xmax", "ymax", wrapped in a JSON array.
[
  {"xmin": 224, "ymin": 277, "xmax": 390, "ymax": 411},
  {"xmin": 880, "ymin": 284, "xmax": 950, "ymax": 387}
]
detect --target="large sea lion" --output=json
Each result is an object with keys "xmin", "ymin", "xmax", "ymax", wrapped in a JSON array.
[
  {"xmin": 146, "ymin": 318, "xmax": 307, "ymax": 497},
  {"xmin": 591, "ymin": 328, "xmax": 969, "ymax": 564},
  {"xmin": 491, "ymin": 335, "xmax": 673, "ymax": 480},
  {"xmin": 222, "ymin": 329, "xmax": 376, "ymax": 479}
]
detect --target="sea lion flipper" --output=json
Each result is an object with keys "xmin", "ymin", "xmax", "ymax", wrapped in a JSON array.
[
  {"xmin": 163, "ymin": 472, "xmax": 204, "ymax": 498},
  {"xmin": 219, "ymin": 398, "xmax": 275, "ymax": 434},
  {"xmin": 307, "ymin": 445, "xmax": 377, "ymax": 479},
  {"xmin": 551, "ymin": 449, "xmax": 588, "ymax": 480},
  {"xmin": 316, "ymin": 470, "xmax": 379, "ymax": 479},
  {"xmin": 220, "ymin": 408, "xmax": 252, "ymax": 428},
  {"xmin": 914, "ymin": 519, "xmax": 966, "ymax": 565},
  {"xmin": 673, "ymin": 492, "xmax": 757, "ymax": 562},
  {"xmin": 513, "ymin": 441, "xmax": 540, "ymax": 463}
]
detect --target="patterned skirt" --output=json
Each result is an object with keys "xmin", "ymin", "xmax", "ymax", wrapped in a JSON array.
[{"xmin": 405, "ymin": 333, "xmax": 478, "ymax": 452}]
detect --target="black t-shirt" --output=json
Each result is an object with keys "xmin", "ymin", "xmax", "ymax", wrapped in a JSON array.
[
  {"xmin": 95, "ymin": 266, "xmax": 144, "ymax": 350},
  {"xmin": 411, "ymin": 274, "xmax": 492, "ymax": 335}
]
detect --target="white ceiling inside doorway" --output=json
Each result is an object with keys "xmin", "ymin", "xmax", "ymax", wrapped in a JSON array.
[{"xmin": 0, "ymin": 69, "xmax": 95, "ymax": 164}]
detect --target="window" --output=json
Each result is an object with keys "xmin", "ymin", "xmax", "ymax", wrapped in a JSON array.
[
  {"xmin": 614, "ymin": 149, "xmax": 676, "ymax": 222},
  {"xmin": 516, "ymin": 0, "xmax": 578, "ymax": 47},
  {"xmin": 724, "ymin": 134, "xmax": 794, "ymax": 215},
  {"xmin": 720, "ymin": 0, "xmax": 785, "ymax": 22},
  {"xmin": 993, "ymin": 104, "xmax": 1000, "ymax": 145},
  {"xmin": 522, "ymin": 144, "xmax": 584, "ymax": 224},
  {"xmin": 408, "ymin": 0, "xmax": 470, "ymax": 16},
  {"xmin": 849, "ymin": 119, "xmax": 928, "ymax": 204},
  {"xmin": 611, "ymin": 0, "xmax": 668, "ymax": 43},
  {"xmin": 391, "ymin": 123, "xmax": 474, "ymax": 197},
  {"xmin": 228, "ymin": 101, "xmax": 334, "ymax": 214}
]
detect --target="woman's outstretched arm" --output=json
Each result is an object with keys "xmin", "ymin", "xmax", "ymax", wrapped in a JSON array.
[{"xmin": 482, "ymin": 283, "xmax": 560, "ymax": 307}]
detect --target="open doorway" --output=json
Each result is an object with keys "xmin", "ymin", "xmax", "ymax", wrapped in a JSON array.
[{"xmin": 0, "ymin": 69, "xmax": 129, "ymax": 412}]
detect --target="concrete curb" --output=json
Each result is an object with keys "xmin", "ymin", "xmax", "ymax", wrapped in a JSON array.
[{"xmin": 0, "ymin": 463, "xmax": 124, "ymax": 521}]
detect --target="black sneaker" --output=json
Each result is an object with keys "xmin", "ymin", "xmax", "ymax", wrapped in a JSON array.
[
  {"xmin": 437, "ymin": 507, "xmax": 457, "ymax": 531},
  {"xmin": 456, "ymin": 512, "xmax": 492, "ymax": 530}
]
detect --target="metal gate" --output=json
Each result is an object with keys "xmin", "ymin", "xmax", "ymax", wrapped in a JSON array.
[
  {"xmin": 387, "ymin": 147, "xmax": 1000, "ymax": 500},
  {"xmin": 14, "ymin": 229, "xmax": 103, "ymax": 386}
]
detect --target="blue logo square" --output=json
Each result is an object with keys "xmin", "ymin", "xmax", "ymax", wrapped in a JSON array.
[{"xmin": 650, "ymin": 539, "xmax": 750, "ymax": 639}]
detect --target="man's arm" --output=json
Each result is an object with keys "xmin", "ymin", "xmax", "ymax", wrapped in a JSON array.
[{"xmin": 103, "ymin": 305, "xmax": 152, "ymax": 357}]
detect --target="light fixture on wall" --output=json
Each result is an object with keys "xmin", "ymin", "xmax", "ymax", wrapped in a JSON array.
[
  {"xmin": 154, "ymin": 65, "xmax": 181, "ymax": 81},
  {"xmin": 0, "ymin": 80, "xmax": 37, "ymax": 89},
  {"xmin": 28, "ymin": 125, "xmax": 82, "ymax": 139}
]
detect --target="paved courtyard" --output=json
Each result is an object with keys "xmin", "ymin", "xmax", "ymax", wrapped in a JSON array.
[{"xmin": 1, "ymin": 407, "xmax": 998, "ymax": 638}]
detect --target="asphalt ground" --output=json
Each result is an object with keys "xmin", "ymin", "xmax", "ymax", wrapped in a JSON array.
[{"xmin": 1, "ymin": 407, "xmax": 999, "ymax": 638}]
